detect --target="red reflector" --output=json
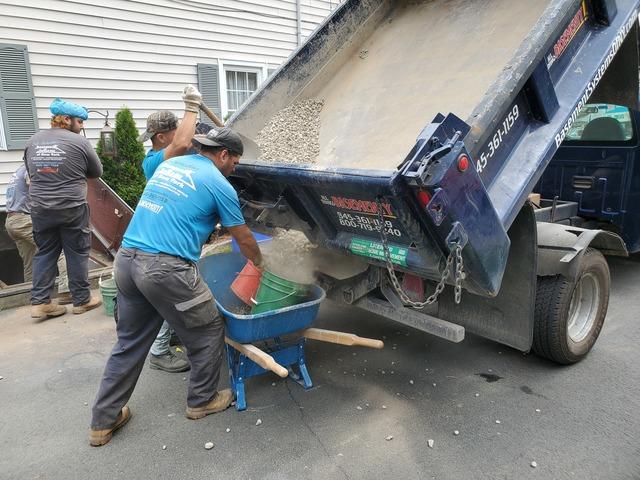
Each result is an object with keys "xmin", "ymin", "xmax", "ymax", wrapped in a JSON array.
[
  {"xmin": 458, "ymin": 154, "xmax": 470, "ymax": 172},
  {"xmin": 417, "ymin": 190, "xmax": 431, "ymax": 208}
]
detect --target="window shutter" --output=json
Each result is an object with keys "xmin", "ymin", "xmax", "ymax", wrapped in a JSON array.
[
  {"xmin": 197, "ymin": 63, "xmax": 222, "ymax": 125},
  {"xmin": 0, "ymin": 44, "xmax": 38, "ymax": 150}
]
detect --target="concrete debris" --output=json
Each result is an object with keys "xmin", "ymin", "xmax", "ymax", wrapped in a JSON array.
[
  {"xmin": 256, "ymin": 99, "xmax": 324, "ymax": 165},
  {"xmin": 58, "ymin": 370, "xmax": 62, "ymax": 373},
  {"xmin": 474, "ymin": 393, "xmax": 480, "ymax": 397},
  {"xmin": 428, "ymin": 439, "xmax": 434, "ymax": 448},
  {"xmin": 356, "ymin": 406, "xmax": 363, "ymax": 411},
  {"xmin": 365, "ymin": 403, "xmax": 370, "ymax": 407},
  {"xmin": 382, "ymin": 405, "xmax": 387, "ymax": 409},
  {"xmin": 381, "ymin": 370, "xmax": 386, "ymax": 374},
  {"xmin": 338, "ymin": 453, "xmax": 344, "ymax": 457},
  {"xmin": 495, "ymin": 420, "xmax": 501, "ymax": 424},
  {"xmin": 531, "ymin": 461, "xmax": 538, "ymax": 468},
  {"xmin": 385, "ymin": 435, "xmax": 394, "ymax": 441},
  {"xmin": 432, "ymin": 383, "xmax": 437, "ymax": 387},
  {"xmin": 535, "ymin": 409, "xmax": 541, "ymax": 413},
  {"xmin": 226, "ymin": 428, "xmax": 231, "ymax": 433},
  {"xmin": 409, "ymin": 380, "xmax": 414, "ymax": 385},
  {"xmin": 162, "ymin": 445, "xmax": 167, "ymax": 450},
  {"xmin": 0, "ymin": 376, "xmax": 4, "ymax": 380},
  {"xmin": 453, "ymin": 430, "xmax": 460, "ymax": 436},
  {"xmin": 204, "ymin": 442, "xmax": 214, "ymax": 450},
  {"xmin": 272, "ymin": 382, "xmax": 276, "ymax": 386},
  {"xmin": 182, "ymin": 377, "xmax": 187, "ymax": 381},
  {"xmin": 83, "ymin": 402, "xmax": 88, "ymax": 406},
  {"xmin": 256, "ymin": 419, "xmax": 262, "ymax": 426}
]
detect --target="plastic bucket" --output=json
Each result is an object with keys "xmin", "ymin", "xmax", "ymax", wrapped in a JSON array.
[
  {"xmin": 230, "ymin": 261, "xmax": 262, "ymax": 306},
  {"xmin": 250, "ymin": 270, "xmax": 310, "ymax": 315},
  {"xmin": 99, "ymin": 273, "xmax": 117, "ymax": 317}
]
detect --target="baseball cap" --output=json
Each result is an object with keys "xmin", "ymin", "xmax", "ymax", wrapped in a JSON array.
[
  {"xmin": 50, "ymin": 98, "xmax": 88, "ymax": 120},
  {"xmin": 192, "ymin": 127, "xmax": 244, "ymax": 156},
  {"xmin": 138, "ymin": 110, "xmax": 178, "ymax": 142}
]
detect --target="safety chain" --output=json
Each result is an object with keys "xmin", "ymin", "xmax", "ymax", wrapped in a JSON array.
[{"xmin": 375, "ymin": 199, "xmax": 465, "ymax": 308}]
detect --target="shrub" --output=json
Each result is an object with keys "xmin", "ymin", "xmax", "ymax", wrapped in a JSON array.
[{"xmin": 96, "ymin": 107, "xmax": 146, "ymax": 208}]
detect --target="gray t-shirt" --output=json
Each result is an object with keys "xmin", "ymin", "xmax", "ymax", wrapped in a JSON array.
[
  {"xmin": 6, "ymin": 164, "xmax": 30, "ymax": 214},
  {"xmin": 24, "ymin": 128, "xmax": 103, "ymax": 210}
]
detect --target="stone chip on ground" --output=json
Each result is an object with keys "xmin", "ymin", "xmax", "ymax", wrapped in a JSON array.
[{"xmin": 204, "ymin": 442, "xmax": 214, "ymax": 450}]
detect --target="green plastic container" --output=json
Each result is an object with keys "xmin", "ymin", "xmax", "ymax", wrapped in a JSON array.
[
  {"xmin": 99, "ymin": 275, "xmax": 117, "ymax": 317},
  {"xmin": 250, "ymin": 270, "xmax": 310, "ymax": 315}
]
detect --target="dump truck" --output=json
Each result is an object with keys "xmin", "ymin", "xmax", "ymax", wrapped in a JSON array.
[{"xmin": 224, "ymin": 0, "xmax": 640, "ymax": 364}]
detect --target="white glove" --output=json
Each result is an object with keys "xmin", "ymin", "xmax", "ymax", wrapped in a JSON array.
[{"xmin": 182, "ymin": 84, "xmax": 202, "ymax": 113}]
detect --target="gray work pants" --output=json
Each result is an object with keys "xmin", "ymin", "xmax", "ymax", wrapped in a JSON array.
[
  {"xmin": 91, "ymin": 248, "xmax": 225, "ymax": 429},
  {"xmin": 31, "ymin": 204, "xmax": 90, "ymax": 306}
]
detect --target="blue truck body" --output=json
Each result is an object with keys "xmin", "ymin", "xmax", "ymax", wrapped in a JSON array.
[{"xmin": 224, "ymin": 0, "xmax": 640, "ymax": 359}]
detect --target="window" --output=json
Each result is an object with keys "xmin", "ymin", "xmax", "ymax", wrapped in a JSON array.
[
  {"xmin": 0, "ymin": 44, "xmax": 38, "ymax": 150},
  {"xmin": 225, "ymin": 69, "xmax": 259, "ymax": 116},
  {"xmin": 565, "ymin": 104, "xmax": 634, "ymax": 142}
]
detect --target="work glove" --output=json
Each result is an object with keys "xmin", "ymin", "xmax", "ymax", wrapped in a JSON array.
[{"xmin": 182, "ymin": 84, "xmax": 202, "ymax": 113}]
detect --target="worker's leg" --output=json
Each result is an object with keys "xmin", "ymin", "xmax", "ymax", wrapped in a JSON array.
[
  {"xmin": 136, "ymin": 255, "xmax": 224, "ymax": 407},
  {"xmin": 150, "ymin": 321, "xmax": 171, "ymax": 356},
  {"xmin": 91, "ymin": 249, "xmax": 163, "ymax": 429},
  {"xmin": 58, "ymin": 204, "xmax": 91, "ymax": 306},
  {"xmin": 30, "ymin": 208, "xmax": 64, "ymax": 304},
  {"xmin": 5, "ymin": 213, "xmax": 37, "ymax": 282}
]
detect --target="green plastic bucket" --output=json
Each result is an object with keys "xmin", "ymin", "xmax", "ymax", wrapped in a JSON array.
[
  {"xmin": 250, "ymin": 270, "xmax": 310, "ymax": 315},
  {"xmin": 99, "ymin": 274, "xmax": 117, "ymax": 317}
]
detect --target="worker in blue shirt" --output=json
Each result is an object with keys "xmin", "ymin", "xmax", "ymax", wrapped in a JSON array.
[
  {"xmin": 89, "ymin": 126, "xmax": 263, "ymax": 446},
  {"xmin": 134, "ymin": 85, "xmax": 203, "ymax": 373}
]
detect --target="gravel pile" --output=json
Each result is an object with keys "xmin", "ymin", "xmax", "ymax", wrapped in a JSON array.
[{"xmin": 256, "ymin": 99, "xmax": 324, "ymax": 165}]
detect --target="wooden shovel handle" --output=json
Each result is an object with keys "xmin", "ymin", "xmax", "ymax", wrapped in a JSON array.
[
  {"xmin": 302, "ymin": 328, "xmax": 384, "ymax": 349},
  {"xmin": 200, "ymin": 103, "xmax": 225, "ymax": 128},
  {"xmin": 225, "ymin": 337, "xmax": 289, "ymax": 378}
]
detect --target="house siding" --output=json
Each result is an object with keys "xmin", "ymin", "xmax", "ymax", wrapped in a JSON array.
[{"xmin": 0, "ymin": 0, "xmax": 341, "ymax": 209}]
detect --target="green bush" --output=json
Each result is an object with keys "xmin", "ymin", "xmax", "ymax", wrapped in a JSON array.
[{"xmin": 96, "ymin": 107, "xmax": 146, "ymax": 208}]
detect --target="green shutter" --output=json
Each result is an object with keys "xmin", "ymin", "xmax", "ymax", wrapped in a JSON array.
[
  {"xmin": 0, "ymin": 44, "xmax": 38, "ymax": 150},
  {"xmin": 197, "ymin": 63, "xmax": 221, "ymax": 125}
]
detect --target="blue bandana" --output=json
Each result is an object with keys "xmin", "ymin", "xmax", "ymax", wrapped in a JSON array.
[{"xmin": 49, "ymin": 98, "xmax": 88, "ymax": 120}]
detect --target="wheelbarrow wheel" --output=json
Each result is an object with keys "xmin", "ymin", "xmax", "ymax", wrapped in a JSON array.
[{"xmin": 533, "ymin": 248, "xmax": 610, "ymax": 365}]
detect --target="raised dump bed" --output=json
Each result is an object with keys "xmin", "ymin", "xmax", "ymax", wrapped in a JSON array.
[{"xmin": 226, "ymin": 0, "xmax": 638, "ymax": 362}]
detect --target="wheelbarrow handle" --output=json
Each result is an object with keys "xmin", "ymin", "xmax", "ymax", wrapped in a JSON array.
[
  {"xmin": 225, "ymin": 337, "xmax": 289, "ymax": 378},
  {"xmin": 302, "ymin": 328, "xmax": 384, "ymax": 349}
]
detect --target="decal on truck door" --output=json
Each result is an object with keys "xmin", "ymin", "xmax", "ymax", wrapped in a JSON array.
[{"xmin": 349, "ymin": 237, "xmax": 408, "ymax": 266}]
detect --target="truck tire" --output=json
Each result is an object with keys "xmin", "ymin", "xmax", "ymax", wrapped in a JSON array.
[{"xmin": 533, "ymin": 248, "xmax": 610, "ymax": 364}]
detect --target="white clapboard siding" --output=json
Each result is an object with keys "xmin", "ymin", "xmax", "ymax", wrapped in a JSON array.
[{"xmin": 0, "ymin": 0, "xmax": 342, "ymax": 209}]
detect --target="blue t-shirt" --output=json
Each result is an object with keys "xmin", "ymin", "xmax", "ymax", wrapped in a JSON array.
[
  {"xmin": 142, "ymin": 149, "xmax": 165, "ymax": 180},
  {"xmin": 122, "ymin": 154, "xmax": 245, "ymax": 261}
]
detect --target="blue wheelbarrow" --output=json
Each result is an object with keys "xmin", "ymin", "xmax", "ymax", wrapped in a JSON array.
[{"xmin": 199, "ymin": 252, "xmax": 384, "ymax": 411}]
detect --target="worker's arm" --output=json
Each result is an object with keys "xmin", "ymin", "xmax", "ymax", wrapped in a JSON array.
[
  {"xmin": 227, "ymin": 225, "xmax": 263, "ymax": 267},
  {"xmin": 84, "ymin": 137, "xmax": 104, "ymax": 178},
  {"xmin": 163, "ymin": 85, "xmax": 202, "ymax": 161}
]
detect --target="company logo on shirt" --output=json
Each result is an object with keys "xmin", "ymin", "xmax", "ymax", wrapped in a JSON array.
[
  {"xmin": 151, "ymin": 164, "xmax": 197, "ymax": 193},
  {"xmin": 138, "ymin": 199, "xmax": 163, "ymax": 214}
]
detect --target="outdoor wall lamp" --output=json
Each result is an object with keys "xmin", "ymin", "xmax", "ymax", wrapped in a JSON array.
[{"xmin": 88, "ymin": 109, "xmax": 116, "ymax": 157}]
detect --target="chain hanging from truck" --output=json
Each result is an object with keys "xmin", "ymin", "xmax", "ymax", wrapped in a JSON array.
[{"xmin": 376, "ymin": 198, "xmax": 465, "ymax": 307}]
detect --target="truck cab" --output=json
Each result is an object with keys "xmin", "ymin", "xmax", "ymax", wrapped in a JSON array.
[{"xmin": 538, "ymin": 103, "xmax": 640, "ymax": 253}]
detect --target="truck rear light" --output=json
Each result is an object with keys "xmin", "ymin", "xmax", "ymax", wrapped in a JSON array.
[
  {"xmin": 417, "ymin": 190, "xmax": 431, "ymax": 209},
  {"xmin": 457, "ymin": 154, "xmax": 470, "ymax": 172}
]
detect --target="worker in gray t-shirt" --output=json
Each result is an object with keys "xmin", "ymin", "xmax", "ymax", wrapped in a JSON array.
[
  {"xmin": 23, "ymin": 98, "xmax": 104, "ymax": 320},
  {"xmin": 5, "ymin": 165, "xmax": 70, "ymax": 299}
]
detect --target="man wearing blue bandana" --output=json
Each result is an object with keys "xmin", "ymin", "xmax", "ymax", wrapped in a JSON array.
[{"xmin": 23, "ymin": 98, "xmax": 103, "ymax": 320}]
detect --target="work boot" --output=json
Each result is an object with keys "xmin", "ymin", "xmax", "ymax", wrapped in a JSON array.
[
  {"xmin": 72, "ymin": 295, "xmax": 102, "ymax": 314},
  {"xmin": 149, "ymin": 352, "xmax": 190, "ymax": 373},
  {"xmin": 31, "ymin": 302, "xmax": 67, "ymax": 320},
  {"xmin": 89, "ymin": 406, "xmax": 131, "ymax": 447},
  {"xmin": 57, "ymin": 292, "xmax": 73, "ymax": 305},
  {"xmin": 186, "ymin": 389, "xmax": 234, "ymax": 420}
]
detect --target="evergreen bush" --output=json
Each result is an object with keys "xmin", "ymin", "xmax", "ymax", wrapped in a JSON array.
[{"xmin": 96, "ymin": 107, "xmax": 146, "ymax": 208}]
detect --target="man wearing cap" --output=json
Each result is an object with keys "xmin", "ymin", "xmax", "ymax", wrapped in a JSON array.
[
  {"xmin": 135, "ymin": 85, "xmax": 203, "ymax": 374},
  {"xmin": 23, "ymin": 98, "xmax": 103, "ymax": 320},
  {"xmin": 5, "ymin": 164, "xmax": 71, "ymax": 302},
  {"xmin": 90, "ymin": 126, "xmax": 262, "ymax": 446}
]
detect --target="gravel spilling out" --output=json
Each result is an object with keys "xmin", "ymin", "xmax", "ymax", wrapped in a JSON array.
[{"xmin": 256, "ymin": 99, "xmax": 324, "ymax": 165}]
